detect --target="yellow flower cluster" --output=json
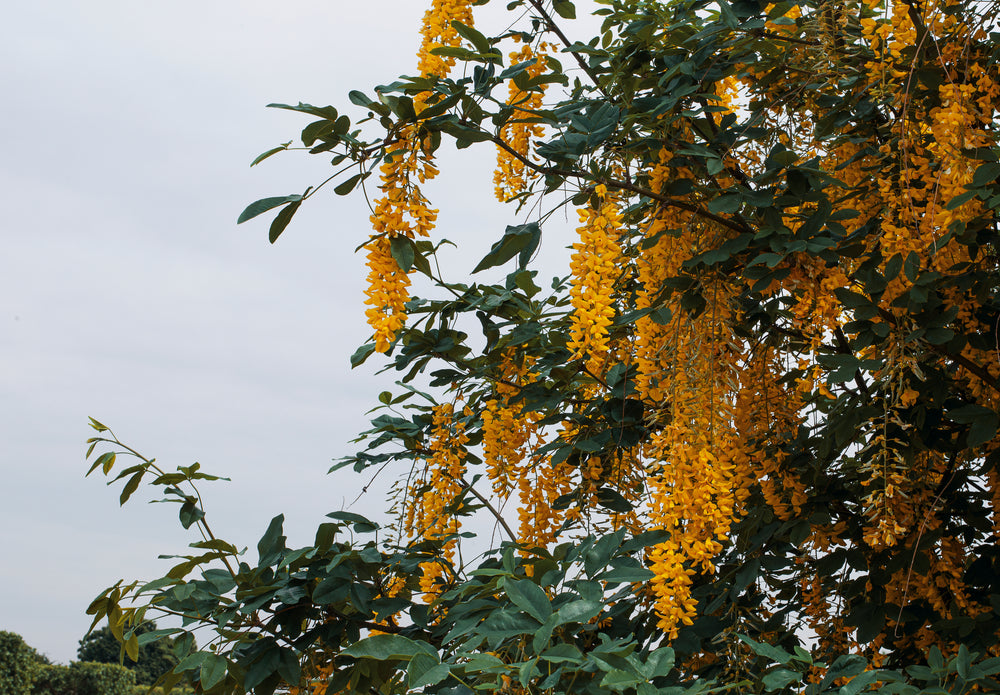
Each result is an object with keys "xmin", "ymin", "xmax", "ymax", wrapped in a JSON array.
[
  {"xmin": 494, "ymin": 41, "xmax": 549, "ymax": 202},
  {"xmin": 645, "ymin": 281, "xmax": 749, "ymax": 636},
  {"xmin": 363, "ymin": 0, "xmax": 474, "ymax": 351},
  {"xmin": 568, "ymin": 186, "xmax": 623, "ymax": 373},
  {"xmin": 635, "ymin": 149, "xmax": 688, "ymax": 404},
  {"xmin": 516, "ymin": 452, "xmax": 575, "ymax": 551},
  {"xmin": 363, "ymin": 235, "xmax": 412, "ymax": 353},
  {"xmin": 363, "ymin": 134, "xmax": 440, "ymax": 352},
  {"xmin": 402, "ymin": 403, "xmax": 469, "ymax": 600},
  {"xmin": 417, "ymin": 0, "xmax": 475, "ymax": 80},
  {"xmin": 734, "ymin": 348, "xmax": 807, "ymax": 521},
  {"xmin": 876, "ymin": 532, "xmax": 988, "ymax": 655},
  {"xmin": 626, "ymin": 148, "xmax": 755, "ymax": 636},
  {"xmin": 482, "ymin": 354, "xmax": 536, "ymax": 498}
]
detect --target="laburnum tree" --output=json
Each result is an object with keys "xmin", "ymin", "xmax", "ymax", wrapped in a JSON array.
[{"xmin": 85, "ymin": 0, "xmax": 1000, "ymax": 693}]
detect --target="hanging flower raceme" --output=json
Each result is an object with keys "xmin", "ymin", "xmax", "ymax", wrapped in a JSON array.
[
  {"xmin": 363, "ymin": 0, "xmax": 474, "ymax": 352},
  {"xmin": 417, "ymin": 0, "xmax": 475, "ymax": 80},
  {"xmin": 734, "ymin": 347, "xmax": 807, "ymax": 521},
  {"xmin": 494, "ymin": 40, "xmax": 549, "ymax": 202},
  {"xmin": 407, "ymin": 402, "xmax": 469, "ymax": 600},
  {"xmin": 568, "ymin": 185, "xmax": 623, "ymax": 374},
  {"xmin": 363, "ymin": 235, "xmax": 412, "ymax": 354},
  {"xmin": 482, "ymin": 353, "xmax": 536, "ymax": 498},
  {"xmin": 638, "ymin": 229, "xmax": 749, "ymax": 637},
  {"xmin": 363, "ymin": 137, "xmax": 438, "ymax": 352},
  {"xmin": 516, "ymin": 456, "xmax": 574, "ymax": 552}
]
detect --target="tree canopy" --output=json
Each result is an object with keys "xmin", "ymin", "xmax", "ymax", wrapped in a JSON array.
[
  {"xmin": 77, "ymin": 622, "xmax": 178, "ymax": 685},
  {"xmin": 85, "ymin": 0, "xmax": 1000, "ymax": 693}
]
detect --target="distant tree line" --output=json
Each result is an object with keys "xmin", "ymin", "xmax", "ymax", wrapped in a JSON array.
[{"xmin": 0, "ymin": 623, "xmax": 183, "ymax": 695}]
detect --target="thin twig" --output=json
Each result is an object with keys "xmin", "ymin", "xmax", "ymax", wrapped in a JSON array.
[{"xmin": 460, "ymin": 477, "xmax": 517, "ymax": 542}]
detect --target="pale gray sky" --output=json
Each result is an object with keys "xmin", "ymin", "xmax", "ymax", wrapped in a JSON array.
[{"xmin": 1, "ymin": 1, "xmax": 591, "ymax": 664}]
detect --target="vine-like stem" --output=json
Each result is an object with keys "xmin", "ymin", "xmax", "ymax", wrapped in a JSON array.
[
  {"xmin": 460, "ymin": 477, "xmax": 517, "ymax": 542},
  {"xmin": 95, "ymin": 433, "xmax": 240, "ymax": 580}
]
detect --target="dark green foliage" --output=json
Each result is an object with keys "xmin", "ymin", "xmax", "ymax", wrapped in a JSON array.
[
  {"xmin": 0, "ymin": 631, "xmax": 39, "ymax": 695},
  {"xmin": 73, "ymin": 661, "xmax": 135, "ymax": 695},
  {"xmin": 34, "ymin": 662, "xmax": 136, "ymax": 695},
  {"xmin": 78, "ymin": 622, "xmax": 178, "ymax": 686},
  {"xmin": 81, "ymin": 0, "xmax": 1000, "ymax": 692},
  {"xmin": 33, "ymin": 663, "xmax": 75, "ymax": 695}
]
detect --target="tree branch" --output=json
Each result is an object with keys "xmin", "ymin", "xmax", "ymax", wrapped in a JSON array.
[
  {"xmin": 460, "ymin": 477, "xmax": 517, "ymax": 543},
  {"xmin": 525, "ymin": 0, "xmax": 610, "ymax": 100},
  {"xmin": 488, "ymin": 130, "xmax": 753, "ymax": 235},
  {"xmin": 877, "ymin": 307, "xmax": 1000, "ymax": 395}
]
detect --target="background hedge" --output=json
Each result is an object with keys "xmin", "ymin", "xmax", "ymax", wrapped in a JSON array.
[{"xmin": 0, "ymin": 630, "xmax": 38, "ymax": 695}]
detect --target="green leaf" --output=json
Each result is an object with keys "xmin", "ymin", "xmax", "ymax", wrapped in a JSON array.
[
  {"xmin": 189, "ymin": 538, "xmax": 239, "ymax": 554},
  {"xmin": 556, "ymin": 599, "xmax": 602, "ymax": 625},
  {"xmin": 737, "ymin": 635, "xmax": 797, "ymax": 664},
  {"xmin": 450, "ymin": 19, "xmax": 491, "ymax": 55},
  {"xmin": 552, "ymin": 0, "xmax": 576, "ymax": 19},
  {"xmin": 124, "ymin": 632, "xmax": 139, "ymax": 662},
  {"xmin": 250, "ymin": 143, "xmax": 290, "ymax": 167},
  {"xmin": 762, "ymin": 668, "xmax": 799, "ymax": 691},
  {"xmin": 601, "ymin": 669, "xmax": 640, "ymax": 691},
  {"xmin": 645, "ymin": 647, "xmax": 675, "ymax": 678},
  {"xmin": 349, "ymin": 90, "xmax": 375, "ymax": 108},
  {"xmin": 946, "ymin": 189, "xmax": 979, "ymax": 210},
  {"xmin": 313, "ymin": 576, "xmax": 349, "ymax": 605},
  {"xmin": 269, "ymin": 200, "xmax": 301, "ymax": 244},
  {"xmin": 473, "ymin": 224, "xmax": 541, "ymax": 273},
  {"xmin": 326, "ymin": 510, "xmax": 379, "ymax": 533},
  {"xmin": 597, "ymin": 565, "xmax": 655, "ymax": 584},
  {"xmin": 956, "ymin": 643, "xmax": 971, "ymax": 679},
  {"xmin": 175, "ymin": 650, "xmax": 209, "ymax": 674},
  {"xmin": 505, "ymin": 578, "xmax": 552, "ymax": 623},
  {"xmin": 707, "ymin": 193, "xmax": 741, "ymax": 214},
  {"xmin": 244, "ymin": 646, "xmax": 281, "ymax": 691},
  {"xmin": 596, "ymin": 488, "xmax": 633, "ymax": 513},
  {"xmin": 971, "ymin": 162, "xmax": 1000, "ymax": 187},
  {"xmin": 343, "ymin": 634, "xmax": 433, "ymax": 660},
  {"xmin": 301, "ymin": 119, "xmax": 339, "ymax": 146},
  {"xmin": 119, "ymin": 471, "xmax": 143, "ymax": 506},
  {"xmin": 540, "ymin": 644, "xmax": 583, "ymax": 664},
  {"xmin": 200, "ymin": 653, "xmax": 228, "ymax": 690},
  {"xmin": 237, "ymin": 194, "xmax": 302, "ymax": 225},
  {"xmin": 390, "ymin": 235, "xmax": 416, "ymax": 273},
  {"xmin": 334, "ymin": 172, "xmax": 368, "ymax": 196},
  {"xmin": 408, "ymin": 652, "xmax": 451, "ymax": 688},
  {"xmin": 267, "ymin": 102, "xmax": 339, "ymax": 120},
  {"xmin": 98, "ymin": 452, "xmax": 116, "ymax": 475},
  {"xmin": 257, "ymin": 514, "xmax": 286, "ymax": 564},
  {"xmin": 837, "ymin": 670, "xmax": 878, "ymax": 695},
  {"xmin": 430, "ymin": 45, "xmax": 500, "ymax": 63},
  {"xmin": 950, "ymin": 404, "xmax": 999, "ymax": 447},
  {"xmin": 178, "ymin": 500, "xmax": 205, "ymax": 529},
  {"xmin": 351, "ymin": 343, "xmax": 377, "ymax": 367}
]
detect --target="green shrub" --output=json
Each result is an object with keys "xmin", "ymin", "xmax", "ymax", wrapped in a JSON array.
[
  {"xmin": 32, "ymin": 663, "xmax": 74, "ymax": 695},
  {"xmin": 72, "ymin": 661, "xmax": 135, "ymax": 695},
  {"xmin": 31, "ymin": 661, "xmax": 136, "ymax": 695},
  {"xmin": 129, "ymin": 686, "xmax": 193, "ymax": 695},
  {"xmin": 0, "ymin": 631, "xmax": 38, "ymax": 695},
  {"xmin": 77, "ymin": 623, "xmax": 178, "ymax": 685}
]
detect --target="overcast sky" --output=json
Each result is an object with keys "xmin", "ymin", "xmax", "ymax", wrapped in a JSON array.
[{"xmin": 0, "ymin": 0, "xmax": 592, "ymax": 663}]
